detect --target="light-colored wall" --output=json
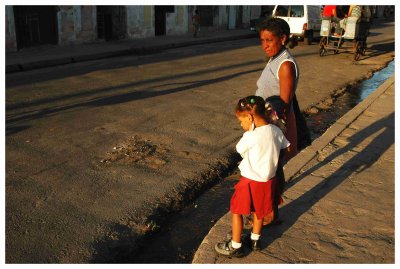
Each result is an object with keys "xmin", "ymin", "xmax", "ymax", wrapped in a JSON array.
[
  {"xmin": 58, "ymin": 6, "xmax": 97, "ymax": 45},
  {"xmin": 126, "ymin": 5, "xmax": 154, "ymax": 38},
  {"xmin": 166, "ymin": 6, "xmax": 188, "ymax": 35},
  {"xmin": 250, "ymin": 6, "xmax": 262, "ymax": 19},
  {"xmin": 5, "ymin": 6, "xmax": 17, "ymax": 52},
  {"xmin": 242, "ymin": 6, "xmax": 251, "ymax": 27},
  {"xmin": 6, "ymin": 5, "xmax": 258, "ymax": 52},
  {"xmin": 219, "ymin": 6, "xmax": 228, "ymax": 28},
  {"xmin": 126, "ymin": 6, "xmax": 188, "ymax": 38}
]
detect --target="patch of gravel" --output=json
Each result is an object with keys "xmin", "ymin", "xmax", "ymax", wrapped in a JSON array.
[{"xmin": 100, "ymin": 135, "xmax": 169, "ymax": 169}]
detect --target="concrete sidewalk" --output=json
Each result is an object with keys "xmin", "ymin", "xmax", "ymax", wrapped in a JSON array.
[
  {"xmin": 193, "ymin": 75, "xmax": 395, "ymax": 264},
  {"xmin": 5, "ymin": 28, "xmax": 257, "ymax": 73}
]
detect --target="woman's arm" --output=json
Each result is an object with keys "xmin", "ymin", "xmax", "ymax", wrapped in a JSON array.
[
  {"xmin": 347, "ymin": 5, "xmax": 354, "ymax": 17},
  {"xmin": 278, "ymin": 60, "xmax": 296, "ymax": 116},
  {"xmin": 279, "ymin": 146, "xmax": 291, "ymax": 161}
]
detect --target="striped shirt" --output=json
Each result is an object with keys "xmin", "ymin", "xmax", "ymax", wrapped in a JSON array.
[
  {"xmin": 255, "ymin": 48, "xmax": 299, "ymax": 101},
  {"xmin": 350, "ymin": 5, "xmax": 362, "ymax": 18}
]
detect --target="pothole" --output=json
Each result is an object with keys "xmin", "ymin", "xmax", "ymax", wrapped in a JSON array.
[{"xmin": 100, "ymin": 135, "xmax": 169, "ymax": 169}]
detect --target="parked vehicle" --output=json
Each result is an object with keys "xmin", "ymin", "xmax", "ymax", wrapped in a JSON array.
[
  {"xmin": 272, "ymin": 5, "xmax": 322, "ymax": 45},
  {"xmin": 319, "ymin": 16, "xmax": 371, "ymax": 61},
  {"xmin": 249, "ymin": 9, "xmax": 272, "ymax": 32}
]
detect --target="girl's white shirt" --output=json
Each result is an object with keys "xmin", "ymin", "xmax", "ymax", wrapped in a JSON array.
[{"xmin": 236, "ymin": 124, "xmax": 290, "ymax": 182}]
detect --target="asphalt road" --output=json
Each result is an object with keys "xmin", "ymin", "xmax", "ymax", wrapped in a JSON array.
[{"xmin": 5, "ymin": 19, "xmax": 394, "ymax": 263}]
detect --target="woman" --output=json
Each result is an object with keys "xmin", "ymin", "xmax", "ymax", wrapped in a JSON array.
[
  {"xmin": 254, "ymin": 17, "xmax": 301, "ymax": 225},
  {"xmin": 256, "ymin": 17, "xmax": 299, "ymax": 161}
]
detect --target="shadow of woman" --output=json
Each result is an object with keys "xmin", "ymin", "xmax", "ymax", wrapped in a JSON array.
[{"xmin": 260, "ymin": 112, "xmax": 394, "ymax": 251}]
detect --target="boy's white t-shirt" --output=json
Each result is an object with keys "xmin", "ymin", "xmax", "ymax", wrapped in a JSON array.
[{"xmin": 236, "ymin": 124, "xmax": 290, "ymax": 182}]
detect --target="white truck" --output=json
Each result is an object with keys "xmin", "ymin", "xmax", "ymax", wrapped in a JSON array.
[{"xmin": 272, "ymin": 5, "xmax": 322, "ymax": 45}]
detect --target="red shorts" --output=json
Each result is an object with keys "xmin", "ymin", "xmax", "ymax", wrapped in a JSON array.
[{"xmin": 230, "ymin": 176, "xmax": 276, "ymax": 220}]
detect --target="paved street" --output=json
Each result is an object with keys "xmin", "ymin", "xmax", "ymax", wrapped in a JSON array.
[
  {"xmin": 193, "ymin": 76, "xmax": 395, "ymax": 264},
  {"xmin": 5, "ymin": 19, "xmax": 395, "ymax": 263}
]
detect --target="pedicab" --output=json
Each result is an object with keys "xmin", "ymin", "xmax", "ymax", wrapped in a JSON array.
[{"xmin": 319, "ymin": 16, "xmax": 370, "ymax": 61}]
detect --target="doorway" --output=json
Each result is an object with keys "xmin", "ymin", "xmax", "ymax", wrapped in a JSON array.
[
  {"xmin": 197, "ymin": 6, "xmax": 214, "ymax": 27},
  {"xmin": 97, "ymin": 6, "xmax": 126, "ymax": 40},
  {"xmin": 155, "ymin": 6, "xmax": 174, "ymax": 36},
  {"xmin": 13, "ymin": 6, "xmax": 58, "ymax": 49}
]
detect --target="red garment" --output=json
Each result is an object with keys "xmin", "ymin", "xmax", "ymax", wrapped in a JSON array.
[
  {"xmin": 282, "ymin": 109, "xmax": 298, "ymax": 163},
  {"xmin": 230, "ymin": 176, "xmax": 277, "ymax": 220},
  {"xmin": 323, "ymin": 5, "xmax": 336, "ymax": 17}
]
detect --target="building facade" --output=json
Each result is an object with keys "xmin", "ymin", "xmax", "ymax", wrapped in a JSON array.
[{"xmin": 5, "ymin": 5, "xmax": 262, "ymax": 52}]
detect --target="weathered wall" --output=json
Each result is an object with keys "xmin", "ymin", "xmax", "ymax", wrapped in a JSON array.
[
  {"xmin": 5, "ymin": 6, "xmax": 17, "ymax": 52},
  {"xmin": 241, "ymin": 6, "xmax": 251, "ymax": 27},
  {"xmin": 218, "ymin": 6, "xmax": 228, "ymax": 29},
  {"xmin": 58, "ymin": 6, "xmax": 97, "ymax": 45},
  {"xmin": 79, "ymin": 6, "xmax": 97, "ymax": 41},
  {"xmin": 126, "ymin": 6, "xmax": 154, "ymax": 38},
  {"xmin": 250, "ymin": 6, "xmax": 262, "ymax": 19},
  {"xmin": 166, "ymin": 6, "xmax": 188, "ymax": 35},
  {"xmin": 5, "ymin": 5, "xmax": 261, "ymax": 53}
]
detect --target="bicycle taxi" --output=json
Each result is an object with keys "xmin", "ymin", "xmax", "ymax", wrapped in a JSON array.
[{"xmin": 319, "ymin": 16, "xmax": 370, "ymax": 61}]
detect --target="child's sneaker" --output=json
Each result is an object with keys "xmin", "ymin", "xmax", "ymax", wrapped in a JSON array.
[
  {"xmin": 241, "ymin": 235, "xmax": 261, "ymax": 251},
  {"xmin": 214, "ymin": 240, "xmax": 244, "ymax": 257}
]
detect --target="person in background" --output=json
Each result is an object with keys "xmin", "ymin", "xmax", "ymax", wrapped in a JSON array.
[
  {"xmin": 322, "ymin": 5, "xmax": 344, "ymax": 36},
  {"xmin": 322, "ymin": 5, "xmax": 338, "ymax": 18},
  {"xmin": 349, "ymin": 5, "xmax": 372, "ymax": 22},
  {"xmin": 192, "ymin": 9, "xmax": 200, "ymax": 37},
  {"xmin": 348, "ymin": 5, "xmax": 362, "ymax": 19},
  {"xmin": 339, "ymin": 5, "xmax": 372, "ymax": 36}
]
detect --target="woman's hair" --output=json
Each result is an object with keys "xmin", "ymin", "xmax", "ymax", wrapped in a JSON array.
[
  {"xmin": 235, "ymin": 95, "xmax": 266, "ymax": 116},
  {"xmin": 257, "ymin": 17, "xmax": 298, "ymax": 49}
]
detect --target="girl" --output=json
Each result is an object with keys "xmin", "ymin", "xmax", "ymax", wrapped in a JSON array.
[{"xmin": 214, "ymin": 95, "xmax": 290, "ymax": 257}]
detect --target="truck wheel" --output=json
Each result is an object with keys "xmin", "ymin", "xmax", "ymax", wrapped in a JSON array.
[{"xmin": 306, "ymin": 31, "xmax": 313, "ymax": 45}]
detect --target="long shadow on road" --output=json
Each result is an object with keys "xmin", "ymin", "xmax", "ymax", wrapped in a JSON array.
[
  {"xmin": 6, "ymin": 59, "xmax": 263, "ymax": 111},
  {"xmin": 5, "ymin": 37, "xmax": 261, "ymax": 88},
  {"xmin": 259, "ymin": 112, "xmax": 394, "ymax": 259},
  {"xmin": 6, "ymin": 67, "xmax": 262, "ymax": 132}
]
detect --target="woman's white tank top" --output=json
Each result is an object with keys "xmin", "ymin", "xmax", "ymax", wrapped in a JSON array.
[{"xmin": 255, "ymin": 48, "xmax": 299, "ymax": 101}]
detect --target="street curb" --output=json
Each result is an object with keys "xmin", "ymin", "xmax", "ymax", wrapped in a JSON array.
[
  {"xmin": 191, "ymin": 75, "xmax": 395, "ymax": 264},
  {"xmin": 5, "ymin": 33, "xmax": 257, "ymax": 73},
  {"xmin": 284, "ymin": 74, "xmax": 394, "ymax": 182}
]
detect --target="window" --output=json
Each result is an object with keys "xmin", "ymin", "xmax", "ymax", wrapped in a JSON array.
[
  {"xmin": 290, "ymin": 6, "xmax": 304, "ymax": 17},
  {"xmin": 275, "ymin": 6, "xmax": 289, "ymax": 17}
]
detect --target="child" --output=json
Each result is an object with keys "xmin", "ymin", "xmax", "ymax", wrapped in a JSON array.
[{"xmin": 214, "ymin": 95, "xmax": 291, "ymax": 257}]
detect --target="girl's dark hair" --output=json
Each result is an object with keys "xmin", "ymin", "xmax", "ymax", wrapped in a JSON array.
[
  {"xmin": 257, "ymin": 17, "xmax": 298, "ymax": 49},
  {"xmin": 235, "ymin": 95, "xmax": 266, "ymax": 116}
]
